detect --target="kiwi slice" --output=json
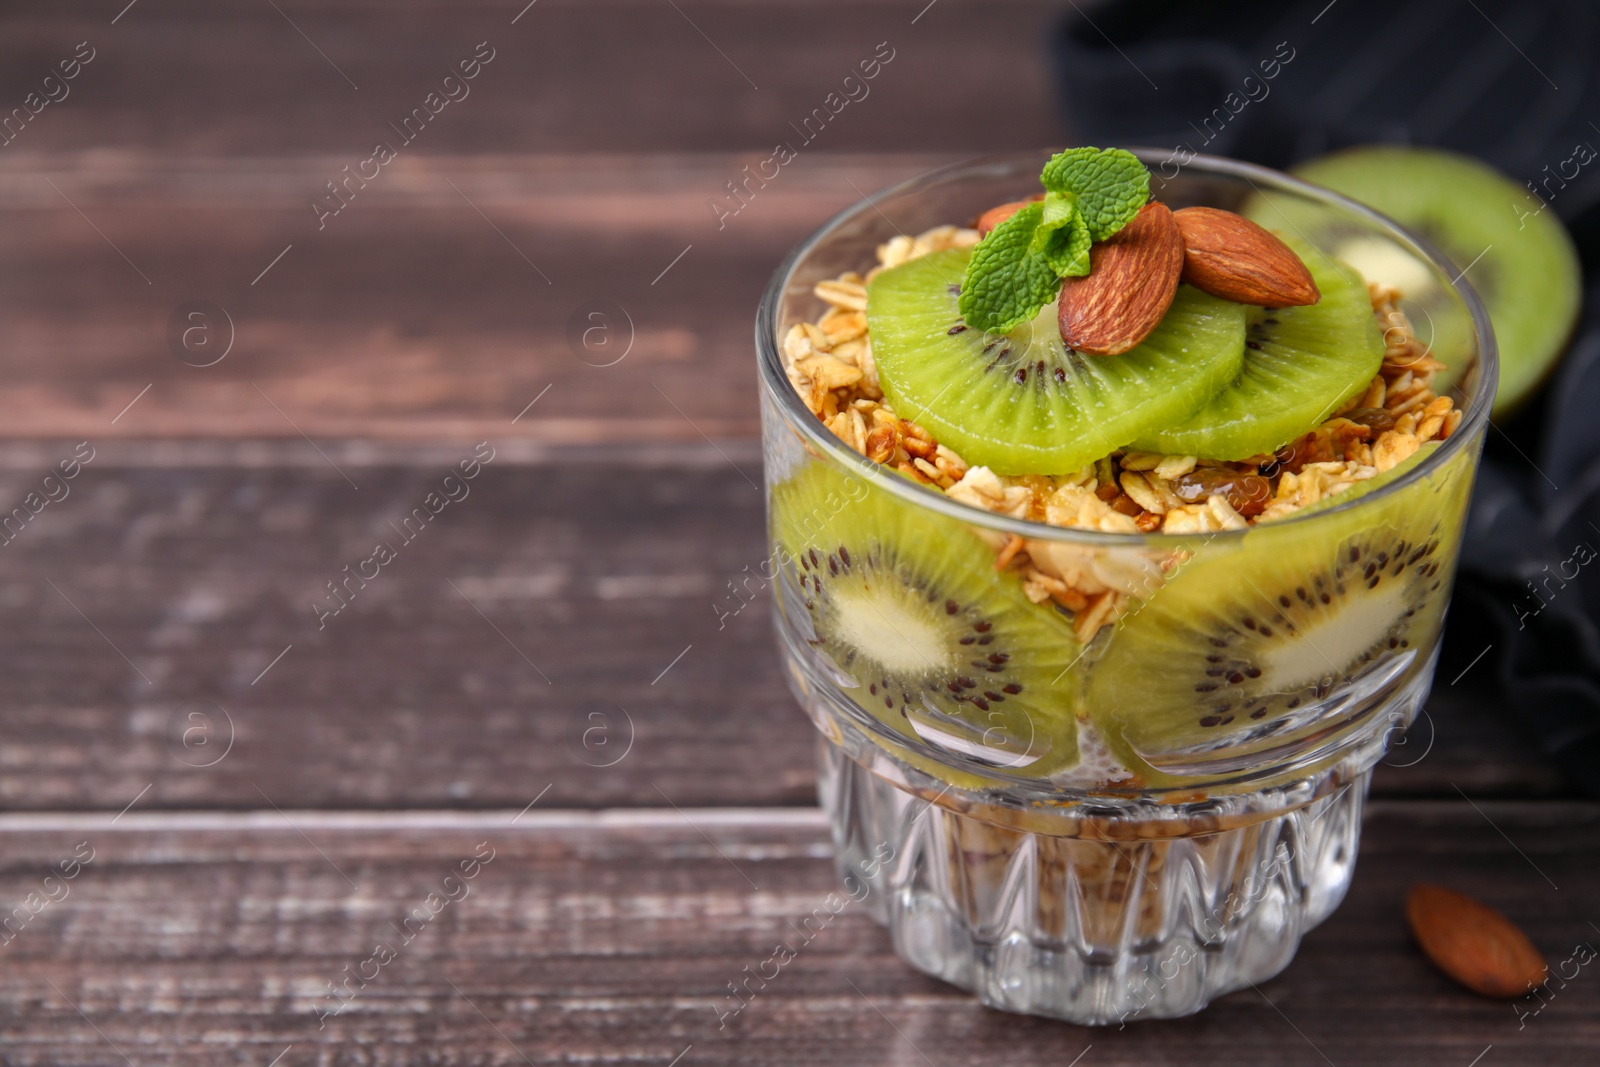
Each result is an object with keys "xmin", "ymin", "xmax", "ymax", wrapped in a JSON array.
[
  {"xmin": 773, "ymin": 462, "xmax": 1082, "ymax": 773},
  {"xmin": 1086, "ymin": 446, "xmax": 1473, "ymax": 780},
  {"xmin": 867, "ymin": 248, "xmax": 1247, "ymax": 475},
  {"xmin": 1130, "ymin": 247, "xmax": 1383, "ymax": 460},
  {"xmin": 1289, "ymin": 147, "xmax": 1581, "ymax": 413}
]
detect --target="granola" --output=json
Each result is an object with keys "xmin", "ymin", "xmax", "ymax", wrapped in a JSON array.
[{"xmin": 780, "ymin": 229, "xmax": 1460, "ymax": 641}]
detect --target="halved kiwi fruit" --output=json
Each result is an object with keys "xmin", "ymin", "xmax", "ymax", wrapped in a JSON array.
[
  {"xmin": 1086, "ymin": 445, "xmax": 1474, "ymax": 780},
  {"xmin": 1288, "ymin": 146, "xmax": 1581, "ymax": 414},
  {"xmin": 1130, "ymin": 244, "xmax": 1384, "ymax": 460},
  {"xmin": 867, "ymin": 248, "xmax": 1247, "ymax": 475},
  {"xmin": 773, "ymin": 462, "xmax": 1082, "ymax": 774}
]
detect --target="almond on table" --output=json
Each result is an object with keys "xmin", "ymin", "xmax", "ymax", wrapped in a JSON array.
[{"xmin": 1406, "ymin": 884, "xmax": 1547, "ymax": 998}]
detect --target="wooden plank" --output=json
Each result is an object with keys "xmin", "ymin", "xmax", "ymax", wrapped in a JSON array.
[
  {"xmin": 0, "ymin": 445, "xmax": 1560, "ymax": 810},
  {"xmin": 0, "ymin": 0, "xmax": 1065, "ymax": 440},
  {"xmin": 0, "ymin": 1, "xmax": 1065, "ymax": 155},
  {"xmin": 0, "ymin": 802, "xmax": 1592, "ymax": 1064},
  {"xmin": 0, "ymin": 152, "xmax": 953, "ymax": 441}
]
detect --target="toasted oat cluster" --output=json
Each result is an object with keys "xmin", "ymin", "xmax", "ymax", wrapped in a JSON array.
[
  {"xmin": 780, "ymin": 226, "xmax": 984, "ymax": 492},
  {"xmin": 779, "ymin": 225, "xmax": 1462, "ymax": 641}
]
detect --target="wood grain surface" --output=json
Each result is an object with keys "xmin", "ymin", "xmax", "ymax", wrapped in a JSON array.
[
  {"xmin": 0, "ymin": 0, "xmax": 1068, "ymax": 156},
  {"xmin": 0, "ymin": 152, "xmax": 962, "ymax": 441},
  {"xmin": 0, "ymin": 442, "xmax": 1560, "ymax": 812},
  {"xmin": 0, "ymin": 803, "xmax": 1592, "ymax": 1066},
  {"xmin": 0, "ymin": 0, "xmax": 1066, "ymax": 443}
]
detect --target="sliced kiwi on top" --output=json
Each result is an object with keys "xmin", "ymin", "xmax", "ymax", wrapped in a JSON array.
[
  {"xmin": 773, "ymin": 462, "xmax": 1082, "ymax": 774},
  {"xmin": 1129, "ymin": 247, "xmax": 1383, "ymax": 460},
  {"xmin": 867, "ymin": 248, "xmax": 1247, "ymax": 475},
  {"xmin": 1285, "ymin": 146, "xmax": 1580, "ymax": 414},
  {"xmin": 1086, "ymin": 445, "xmax": 1474, "ymax": 781}
]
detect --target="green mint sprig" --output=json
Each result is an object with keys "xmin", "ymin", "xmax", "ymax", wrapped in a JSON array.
[
  {"xmin": 956, "ymin": 202, "xmax": 1063, "ymax": 335},
  {"xmin": 1030, "ymin": 191, "xmax": 1091, "ymax": 277},
  {"xmin": 1040, "ymin": 147, "xmax": 1150, "ymax": 240},
  {"xmin": 957, "ymin": 147, "xmax": 1150, "ymax": 334}
]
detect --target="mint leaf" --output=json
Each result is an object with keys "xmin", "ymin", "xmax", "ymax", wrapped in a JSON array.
[
  {"xmin": 1039, "ymin": 216, "xmax": 1092, "ymax": 277},
  {"xmin": 1040, "ymin": 147, "xmax": 1149, "ymax": 242},
  {"xmin": 1029, "ymin": 192, "xmax": 1092, "ymax": 277},
  {"xmin": 958, "ymin": 201, "xmax": 1061, "ymax": 334},
  {"xmin": 1035, "ymin": 190, "xmax": 1077, "ymax": 239},
  {"xmin": 957, "ymin": 150, "xmax": 1150, "ymax": 332}
]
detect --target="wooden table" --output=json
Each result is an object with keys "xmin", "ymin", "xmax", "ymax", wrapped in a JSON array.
[{"xmin": 0, "ymin": 2, "xmax": 1592, "ymax": 1063}]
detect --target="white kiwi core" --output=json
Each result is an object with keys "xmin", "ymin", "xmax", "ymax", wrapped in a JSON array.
[
  {"xmin": 1258, "ymin": 580, "xmax": 1411, "ymax": 691},
  {"xmin": 1335, "ymin": 236, "xmax": 1436, "ymax": 298},
  {"xmin": 830, "ymin": 582, "xmax": 954, "ymax": 676}
]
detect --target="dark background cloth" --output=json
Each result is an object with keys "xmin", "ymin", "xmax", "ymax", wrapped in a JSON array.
[{"xmin": 1053, "ymin": 0, "xmax": 1600, "ymax": 795}]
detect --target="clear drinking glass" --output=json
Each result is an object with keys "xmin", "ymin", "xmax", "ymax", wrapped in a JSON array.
[{"xmin": 757, "ymin": 150, "xmax": 1495, "ymax": 1024}]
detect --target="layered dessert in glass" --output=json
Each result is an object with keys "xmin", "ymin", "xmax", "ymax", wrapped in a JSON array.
[{"xmin": 757, "ymin": 149, "xmax": 1494, "ymax": 1024}]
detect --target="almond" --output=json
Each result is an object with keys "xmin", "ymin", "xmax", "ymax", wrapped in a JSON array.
[
  {"xmin": 1173, "ymin": 206, "xmax": 1319, "ymax": 307},
  {"xmin": 1057, "ymin": 201, "xmax": 1183, "ymax": 356},
  {"xmin": 974, "ymin": 194, "xmax": 1044, "ymax": 236},
  {"xmin": 1406, "ymin": 883, "xmax": 1547, "ymax": 998}
]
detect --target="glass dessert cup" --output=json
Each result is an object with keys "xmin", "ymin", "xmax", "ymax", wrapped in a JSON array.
[{"xmin": 757, "ymin": 149, "xmax": 1496, "ymax": 1025}]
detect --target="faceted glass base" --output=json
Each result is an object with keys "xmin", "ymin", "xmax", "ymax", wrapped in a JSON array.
[{"xmin": 819, "ymin": 740, "xmax": 1365, "ymax": 1025}]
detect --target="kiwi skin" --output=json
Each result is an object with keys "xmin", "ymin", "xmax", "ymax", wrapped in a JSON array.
[{"xmin": 771, "ymin": 462, "xmax": 1084, "ymax": 775}]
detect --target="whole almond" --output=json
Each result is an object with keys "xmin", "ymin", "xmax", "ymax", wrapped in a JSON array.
[
  {"xmin": 1173, "ymin": 206, "xmax": 1319, "ymax": 307},
  {"xmin": 1406, "ymin": 883, "xmax": 1547, "ymax": 998},
  {"xmin": 1057, "ymin": 201, "xmax": 1183, "ymax": 356},
  {"xmin": 975, "ymin": 194, "xmax": 1044, "ymax": 235}
]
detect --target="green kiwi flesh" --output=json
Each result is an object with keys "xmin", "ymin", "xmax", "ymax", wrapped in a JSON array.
[
  {"xmin": 1290, "ymin": 146, "xmax": 1581, "ymax": 414},
  {"xmin": 1130, "ymin": 245, "xmax": 1384, "ymax": 460},
  {"xmin": 1086, "ymin": 446, "xmax": 1474, "ymax": 778},
  {"xmin": 773, "ymin": 462, "xmax": 1082, "ymax": 773},
  {"xmin": 867, "ymin": 248, "xmax": 1247, "ymax": 476}
]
